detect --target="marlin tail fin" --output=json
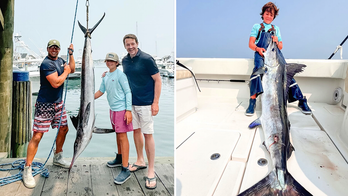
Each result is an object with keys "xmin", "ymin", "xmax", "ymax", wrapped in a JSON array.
[
  {"xmin": 78, "ymin": 13, "xmax": 106, "ymax": 37},
  {"xmin": 238, "ymin": 170, "xmax": 312, "ymax": 196}
]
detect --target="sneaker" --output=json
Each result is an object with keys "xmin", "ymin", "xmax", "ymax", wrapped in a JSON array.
[
  {"xmin": 23, "ymin": 165, "xmax": 36, "ymax": 188},
  {"xmin": 53, "ymin": 150, "xmax": 71, "ymax": 169},
  {"xmin": 245, "ymin": 98, "xmax": 256, "ymax": 116},
  {"xmin": 107, "ymin": 153, "xmax": 122, "ymax": 168},
  {"xmin": 298, "ymin": 96, "xmax": 312, "ymax": 115},
  {"xmin": 114, "ymin": 166, "xmax": 131, "ymax": 185}
]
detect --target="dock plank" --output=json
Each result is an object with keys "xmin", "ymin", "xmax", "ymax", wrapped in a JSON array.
[
  {"xmin": 90, "ymin": 163, "xmax": 118, "ymax": 196},
  {"xmin": 67, "ymin": 164, "xmax": 93, "ymax": 196},
  {"xmin": 110, "ymin": 166, "xmax": 144, "ymax": 196},
  {"xmin": 0, "ymin": 157, "xmax": 173, "ymax": 196},
  {"xmin": 133, "ymin": 167, "xmax": 171, "ymax": 196},
  {"xmin": 41, "ymin": 165, "xmax": 69, "ymax": 196},
  {"xmin": 154, "ymin": 164, "xmax": 174, "ymax": 195}
]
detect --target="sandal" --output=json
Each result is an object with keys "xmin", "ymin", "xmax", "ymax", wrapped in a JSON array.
[
  {"xmin": 129, "ymin": 163, "xmax": 147, "ymax": 172},
  {"xmin": 145, "ymin": 176, "xmax": 157, "ymax": 189}
]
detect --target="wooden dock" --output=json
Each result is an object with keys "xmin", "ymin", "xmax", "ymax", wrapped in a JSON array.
[{"xmin": 0, "ymin": 157, "xmax": 174, "ymax": 196}]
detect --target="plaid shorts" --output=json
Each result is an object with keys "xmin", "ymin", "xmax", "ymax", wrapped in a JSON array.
[{"xmin": 33, "ymin": 101, "xmax": 67, "ymax": 132}]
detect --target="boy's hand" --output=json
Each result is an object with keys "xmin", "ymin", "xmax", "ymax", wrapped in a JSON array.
[
  {"xmin": 124, "ymin": 111, "xmax": 132, "ymax": 125},
  {"xmin": 256, "ymin": 47, "xmax": 266, "ymax": 57},
  {"xmin": 101, "ymin": 71, "xmax": 108, "ymax": 78},
  {"xmin": 272, "ymin": 35, "xmax": 279, "ymax": 45}
]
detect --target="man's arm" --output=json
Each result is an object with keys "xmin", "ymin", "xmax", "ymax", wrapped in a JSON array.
[
  {"xmin": 151, "ymin": 72, "xmax": 162, "ymax": 116},
  {"xmin": 46, "ymin": 65, "xmax": 71, "ymax": 88},
  {"xmin": 68, "ymin": 44, "xmax": 76, "ymax": 73}
]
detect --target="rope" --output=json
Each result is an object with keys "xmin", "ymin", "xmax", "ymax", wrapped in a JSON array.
[{"xmin": 0, "ymin": 0, "xmax": 79, "ymax": 187}]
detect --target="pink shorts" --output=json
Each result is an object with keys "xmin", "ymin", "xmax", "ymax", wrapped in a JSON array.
[
  {"xmin": 33, "ymin": 101, "xmax": 68, "ymax": 133},
  {"xmin": 110, "ymin": 110, "xmax": 133, "ymax": 133}
]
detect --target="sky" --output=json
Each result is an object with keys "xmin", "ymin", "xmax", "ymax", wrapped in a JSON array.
[
  {"xmin": 177, "ymin": 0, "xmax": 348, "ymax": 60},
  {"xmin": 14, "ymin": 0, "xmax": 175, "ymax": 60}
]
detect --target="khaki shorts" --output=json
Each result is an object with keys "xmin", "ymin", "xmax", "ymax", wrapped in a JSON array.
[{"xmin": 132, "ymin": 105, "xmax": 154, "ymax": 134}]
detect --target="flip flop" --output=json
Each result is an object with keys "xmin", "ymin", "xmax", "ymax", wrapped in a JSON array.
[
  {"xmin": 129, "ymin": 163, "xmax": 147, "ymax": 172},
  {"xmin": 145, "ymin": 177, "xmax": 157, "ymax": 189}
]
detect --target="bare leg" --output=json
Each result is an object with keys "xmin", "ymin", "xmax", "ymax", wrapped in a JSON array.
[
  {"xmin": 129, "ymin": 128, "xmax": 146, "ymax": 171},
  {"xmin": 26, "ymin": 132, "xmax": 44, "ymax": 166},
  {"xmin": 144, "ymin": 133, "xmax": 156, "ymax": 188},
  {"xmin": 55, "ymin": 126, "xmax": 69, "ymax": 153},
  {"xmin": 116, "ymin": 133, "xmax": 121, "ymax": 155},
  {"xmin": 117, "ymin": 133, "xmax": 129, "ymax": 167}
]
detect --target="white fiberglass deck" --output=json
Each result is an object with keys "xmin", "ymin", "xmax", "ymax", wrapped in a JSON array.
[
  {"xmin": 176, "ymin": 95, "xmax": 348, "ymax": 196},
  {"xmin": 175, "ymin": 58, "xmax": 348, "ymax": 196}
]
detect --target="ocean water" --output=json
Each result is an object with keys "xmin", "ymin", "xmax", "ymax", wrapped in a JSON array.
[{"xmin": 31, "ymin": 61, "xmax": 174, "ymax": 158}]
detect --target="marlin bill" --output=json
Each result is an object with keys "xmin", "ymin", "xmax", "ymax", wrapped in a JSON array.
[{"xmin": 238, "ymin": 40, "xmax": 312, "ymax": 195}]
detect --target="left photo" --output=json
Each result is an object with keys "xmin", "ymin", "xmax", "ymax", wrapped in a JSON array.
[{"xmin": 0, "ymin": 0, "xmax": 174, "ymax": 195}]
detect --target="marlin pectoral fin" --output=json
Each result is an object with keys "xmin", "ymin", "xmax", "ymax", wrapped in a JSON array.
[
  {"xmin": 248, "ymin": 118, "xmax": 261, "ymax": 129},
  {"xmin": 83, "ymin": 103, "xmax": 91, "ymax": 127},
  {"xmin": 262, "ymin": 141, "xmax": 270, "ymax": 153},
  {"xmin": 287, "ymin": 143, "xmax": 295, "ymax": 160},
  {"xmin": 252, "ymin": 67, "xmax": 267, "ymax": 76},
  {"xmin": 70, "ymin": 115, "xmax": 79, "ymax": 130},
  {"xmin": 93, "ymin": 127, "xmax": 115, "ymax": 134}
]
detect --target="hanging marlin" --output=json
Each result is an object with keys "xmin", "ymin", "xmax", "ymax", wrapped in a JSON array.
[
  {"xmin": 69, "ymin": 13, "xmax": 114, "ymax": 169},
  {"xmin": 238, "ymin": 41, "xmax": 312, "ymax": 195}
]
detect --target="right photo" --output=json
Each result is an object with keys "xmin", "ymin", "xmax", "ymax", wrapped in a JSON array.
[{"xmin": 175, "ymin": 1, "xmax": 348, "ymax": 196}]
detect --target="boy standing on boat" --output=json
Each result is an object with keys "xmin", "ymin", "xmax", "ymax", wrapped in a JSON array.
[
  {"xmin": 245, "ymin": 2, "xmax": 312, "ymax": 116},
  {"xmin": 95, "ymin": 52, "xmax": 133, "ymax": 184},
  {"xmin": 122, "ymin": 34, "xmax": 162, "ymax": 189},
  {"xmin": 23, "ymin": 40, "xmax": 75, "ymax": 188}
]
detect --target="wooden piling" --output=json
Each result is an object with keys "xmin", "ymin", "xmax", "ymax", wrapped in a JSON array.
[
  {"xmin": 11, "ymin": 71, "xmax": 31, "ymax": 158},
  {"xmin": 0, "ymin": 0, "xmax": 14, "ymax": 158}
]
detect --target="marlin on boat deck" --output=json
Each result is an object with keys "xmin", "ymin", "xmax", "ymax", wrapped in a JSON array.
[{"xmin": 238, "ymin": 41, "xmax": 311, "ymax": 195}]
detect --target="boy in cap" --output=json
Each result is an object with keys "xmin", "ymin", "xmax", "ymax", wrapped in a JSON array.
[
  {"xmin": 94, "ymin": 52, "xmax": 133, "ymax": 184},
  {"xmin": 23, "ymin": 39, "xmax": 75, "ymax": 188}
]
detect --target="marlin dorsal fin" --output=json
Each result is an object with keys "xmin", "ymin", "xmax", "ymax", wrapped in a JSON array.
[{"xmin": 248, "ymin": 118, "xmax": 261, "ymax": 129}]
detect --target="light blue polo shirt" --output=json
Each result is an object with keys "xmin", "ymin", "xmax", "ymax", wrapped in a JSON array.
[
  {"xmin": 250, "ymin": 23, "xmax": 282, "ymax": 44},
  {"xmin": 99, "ymin": 68, "xmax": 132, "ymax": 111}
]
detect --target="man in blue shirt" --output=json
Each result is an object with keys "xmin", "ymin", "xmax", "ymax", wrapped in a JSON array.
[
  {"xmin": 23, "ymin": 40, "xmax": 75, "ymax": 188},
  {"xmin": 122, "ymin": 34, "xmax": 161, "ymax": 189}
]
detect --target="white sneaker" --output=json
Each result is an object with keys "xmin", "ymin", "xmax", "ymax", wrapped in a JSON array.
[
  {"xmin": 53, "ymin": 151, "xmax": 71, "ymax": 169},
  {"xmin": 23, "ymin": 166, "xmax": 36, "ymax": 188}
]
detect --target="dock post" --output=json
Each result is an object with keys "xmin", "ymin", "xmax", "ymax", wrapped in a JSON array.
[
  {"xmin": 11, "ymin": 71, "xmax": 31, "ymax": 158},
  {"xmin": 0, "ymin": 0, "xmax": 14, "ymax": 158}
]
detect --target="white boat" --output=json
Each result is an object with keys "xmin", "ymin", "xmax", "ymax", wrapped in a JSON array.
[
  {"xmin": 13, "ymin": 34, "xmax": 44, "ymax": 75},
  {"xmin": 176, "ymin": 58, "xmax": 348, "ymax": 196}
]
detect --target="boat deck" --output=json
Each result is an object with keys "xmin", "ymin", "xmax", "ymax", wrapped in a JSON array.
[
  {"xmin": 176, "ymin": 88, "xmax": 348, "ymax": 196},
  {"xmin": 0, "ymin": 157, "xmax": 174, "ymax": 196}
]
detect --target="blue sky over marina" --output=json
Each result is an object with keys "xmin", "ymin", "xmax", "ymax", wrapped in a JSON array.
[
  {"xmin": 14, "ymin": 0, "xmax": 175, "ymax": 60},
  {"xmin": 177, "ymin": 0, "xmax": 348, "ymax": 59}
]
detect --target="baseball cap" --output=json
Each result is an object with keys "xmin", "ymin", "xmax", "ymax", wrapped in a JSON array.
[
  {"xmin": 47, "ymin": 39, "xmax": 60, "ymax": 48},
  {"xmin": 104, "ymin": 52, "xmax": 119, "ymax": 62}
]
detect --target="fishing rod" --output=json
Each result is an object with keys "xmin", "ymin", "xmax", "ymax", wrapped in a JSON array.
[
  {"xmin": 328, "ymin": 35, "xmax": 348, "ymax": 59},
  {"xmin": 176, "ymin": 60, "xmax": 201, "ymax": 92}
]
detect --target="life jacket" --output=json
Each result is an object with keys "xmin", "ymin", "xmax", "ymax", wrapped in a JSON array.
[{"xmin": 256, "ymin": 23, "xmax": 276, "ymax": 41}]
